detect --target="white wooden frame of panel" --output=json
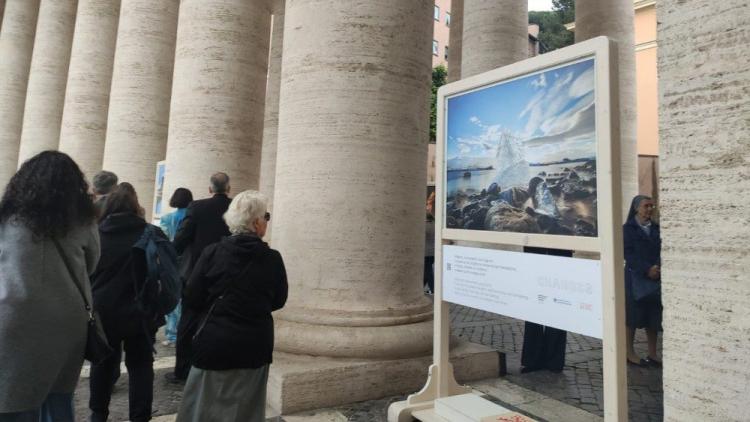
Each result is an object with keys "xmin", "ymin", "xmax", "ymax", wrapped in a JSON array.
[{"xmin": 388, "ymin": 36, "xmax": 627, "ymax": 422}]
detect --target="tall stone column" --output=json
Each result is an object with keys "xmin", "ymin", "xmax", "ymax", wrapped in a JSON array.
[
  {"xmin": 258, "ymin": 0, "xmax": 284, "ymax": 242},
  {"xmin": 461, "ymin": 0, "xmax": 528, "ymax": 78},
  {"xmin": 102, "ymin": 0, "xmax": 178, "ymax": 219},
  {"xmin": 447, "ymin": 0, "xmax": 463, "ymax": 82},
  {"xmin": 17, "ymin": 0, "xmax": 77, "ymax": 165},
  {"xmin": 163, "ymin": 0, "xmax": 271, "ymax": 201},
  {"xmin": 273, "ymin": 0, "xmax": 434, "ymax": 359},
  {"xmin": 0, "ymin": 0, "xmax": 39, "ymax": 184},
  {"xmin": 575, "ymin": 0, "xmax": 637, "ymax": 215},
  {"xmin": 58, "ymin": 0, "xmax": 120, "ymax": 181},
  {"xmin": 659, "ymin": 2, "xmax": 750, "ymax": 420}
]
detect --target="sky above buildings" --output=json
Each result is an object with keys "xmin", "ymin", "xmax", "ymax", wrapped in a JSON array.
[
  {"xmin": 446, "ymin": 58, "xmax": 596, "ymax": 166},
  {"xmin": 529, "ymin": 0, "xmax": 554, "ymax": 11}
]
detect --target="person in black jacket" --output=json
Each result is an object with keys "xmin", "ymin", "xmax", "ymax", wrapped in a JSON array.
[
  {"xmin": 89, "ymin": 183, "xmax": 168, "ymax": 422},
  {"xmin": 176, "ymin": 190, "xmax": 287, "ymax": 422},
  {"xmin": 169, "ymin": 172, "xmax": 232, "ymax": 382},
  {"xmin": 623, "ymin": 195, "xmax": 662, "ymax": 368}
]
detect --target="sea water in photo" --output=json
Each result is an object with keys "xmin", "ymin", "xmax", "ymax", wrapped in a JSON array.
[{"xmin": 445, "ymin": 58, "xmax": 598, "ymax": 237}]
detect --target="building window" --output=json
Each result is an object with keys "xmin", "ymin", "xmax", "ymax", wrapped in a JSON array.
[
  {"xmin": 446, "ymin": 12, "xmax": 451, "ymax": 27},
  {"xmin": 434, "ymin": 5, "xmax": 440, "ymax": 21},
  {"xmin": 432, "ymin": 40, "xmax": 439, "ymax": 56},
  {"xmin": 444, "ymin": 45, "xmax": 449, "ymax": 60}
]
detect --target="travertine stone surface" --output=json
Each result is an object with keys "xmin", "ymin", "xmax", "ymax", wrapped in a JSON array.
[
  {"xmin": 259, "ymin": 0, "xmax": 284, "ymax": 242},
  {"xmin": 447, "ymin": 0, "xmax": 463, "ymax": 82},
  {"xmin": 657, "ymin": 1, "xmax": 750, "ymax": 420},
  {"xmin": 163, "ymin": 0, "xmax": 271, "ymax": 201},
  {"xmin": 17, "ymin": 0, "xmax": 76, "ymax": 165},
  {"xmin": 103, "ymin": 0, "xmax": 178, "ymax": 219},
  {"xmin": 0, "ymin": 0, "xmax": 39, "ymax": 184},
  {"xmin": 575, "ymin": 0, "xmax": 637, "ymax": 215},
  {"xmin": 59, "ymin": 0, "xmax": 120, "ymax": 181},
  {"xmin": 461, "ymin": 0, "xmax": 527, "ymax": 78},
  {"xmin": 273, "ymin": 0, "xmax": 433, "ymax": 358}
]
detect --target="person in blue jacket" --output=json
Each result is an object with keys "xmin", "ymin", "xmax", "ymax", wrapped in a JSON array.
[
  {"xmin": 159, "ymin": 188, "xmax": 193, "ymax": 346},
  {"xmin": 623, "ymin": 195, "xmax": 662, "ymax": 368}
]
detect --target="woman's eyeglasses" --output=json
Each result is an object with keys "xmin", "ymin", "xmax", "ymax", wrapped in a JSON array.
[{"xmin": 264, "ymin": 212, "xmax": 271, "ymax": 221}]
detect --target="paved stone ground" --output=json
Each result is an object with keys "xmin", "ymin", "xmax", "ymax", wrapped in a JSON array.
[
  {"xmin": 450, "ymin": 304, "xmax": 664, "ymax": 421},
  {"xmin": 73, "ymin": 303, "xmax": 662, "ymax": 421}
]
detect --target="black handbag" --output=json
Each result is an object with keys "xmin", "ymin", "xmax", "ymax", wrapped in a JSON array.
[
  {"xmin": 629, "ymin": 267, "xmax": 660, "ymax": 301},
  {"xmin": 53, "ymin": 238, "xmax": 113, "ymax": 365}
]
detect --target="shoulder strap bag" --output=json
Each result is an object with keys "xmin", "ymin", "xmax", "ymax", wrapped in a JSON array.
[
  {"xmin": 192, "ymin": 259, "xmax": 255, "ymax": 341},
  {"xmin": 52, "ymin": 238, "xmax": 113, "ymax": 365}
]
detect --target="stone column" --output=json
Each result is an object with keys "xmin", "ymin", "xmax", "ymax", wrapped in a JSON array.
[
  {"xmin": 575, "ymin": 0, "xmax": 637, "ymax": 215},
  {"xmin": 447, "ymin": 0, "xmax": 463, "ymax": 82},
  {"xmin": 163, "ymin": 0, "xmax": 271, "ymax": 201},
  {"xmin": 58, "ymin": 0, "xmax": 120, "ymax": 181},
  {"xmin": 0, "ymin": 0, "xmax": 39, "ymax": 184},
  {"xmin": 102, "ymin": 0, "xmax": 178, "ymax": 219},
  {"xmin": 17, "ymin": 0, "xmax": 76, "ymax": 164},
  {"xmin": 461, "ymin": 0, "xmax": 528, "ymax": 78},
  {"xmin": 272, "ymin": 0, "xmax": 434, "ymax": 359},
  {"xmin": 658, "ymin": 1, "xmax": 750, "ymax": 420},
  {"xmin": 258, "ymin": 0, "xmax": 284, "ymax": 242}
]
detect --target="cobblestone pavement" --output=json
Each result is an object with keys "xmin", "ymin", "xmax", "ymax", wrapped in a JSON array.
[
  {"xmin": 450, "ymin": 304, "xmax": 664, "ymax": 422},
  {"xmin": 73, "ymin": 304, "xmax": 662, "ymax": 421}
]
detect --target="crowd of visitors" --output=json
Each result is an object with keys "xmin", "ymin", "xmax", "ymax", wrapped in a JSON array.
[
  {"xmin": 0, "ymin": 150, "xmax": 662, "ymax": 421},
  {"xmin": 0, "ymin": 151, "xmax": 288, "ymax": 422}
]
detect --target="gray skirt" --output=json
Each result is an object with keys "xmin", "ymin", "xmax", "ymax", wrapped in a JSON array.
[{"xmin": 176, "ymin": 365, "xmax": 269, "ymax": 422}]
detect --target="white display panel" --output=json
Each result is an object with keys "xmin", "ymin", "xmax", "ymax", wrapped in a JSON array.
[{"xmin": 443, "ymin": 244, "xmax": 602, "ymax": 339}]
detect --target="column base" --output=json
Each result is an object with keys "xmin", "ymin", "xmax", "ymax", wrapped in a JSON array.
[{"xmin": 268, "ymin": 340, "xmax": 502, "ymax": 414}]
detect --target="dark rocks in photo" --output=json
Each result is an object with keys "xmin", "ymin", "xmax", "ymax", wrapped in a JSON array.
[{"xmin": 445, "ymin": 160, "xmax": 598, "ymax": 237}]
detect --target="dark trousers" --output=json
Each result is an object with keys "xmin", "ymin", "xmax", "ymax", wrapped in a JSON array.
[
  {"xmin": 520, "ymin": 246, "xmax": 572, "ymax": 373},
  {"xmin": 174, "ymin": 307, "xmax": 200, "ymax": 379},
  {"xmin": 424, "ymin": 256, "xmax": 435, "ymax": 293},
  {"xmin": 521, "ymin": 322, "xmax": 567, "ymax": 372},
  {"xmin": 89, "ymin": 328, "xmax": 155, "ymax": 422}
]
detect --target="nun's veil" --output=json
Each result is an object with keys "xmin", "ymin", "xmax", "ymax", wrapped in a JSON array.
[{"xmin": 627, "ymin": 195, "xmax": 651, "ymax": 222}]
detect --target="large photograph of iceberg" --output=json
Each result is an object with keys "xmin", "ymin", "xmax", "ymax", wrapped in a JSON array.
[{"xmin": 445, "ymin": 58, "xmax": 597, "ymax": 237}]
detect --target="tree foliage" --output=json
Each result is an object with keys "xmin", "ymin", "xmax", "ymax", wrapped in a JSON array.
[
  {"xmin": 529, "ymin": 0, "xmax": 575, "ymax": 53},
  {"xmin": 430, "ymin": 65, "xmax": 447, "ymax": 143}
]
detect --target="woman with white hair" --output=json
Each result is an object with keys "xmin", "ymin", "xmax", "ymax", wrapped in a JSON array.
[{"xmin": 176, "ymin": 190, "xmax": 288, "ymax": 422}]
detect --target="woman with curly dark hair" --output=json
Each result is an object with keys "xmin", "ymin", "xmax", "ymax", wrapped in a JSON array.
[{"xmin": 0, "ymin": 151, "xmax": 100, "ymax": 421}]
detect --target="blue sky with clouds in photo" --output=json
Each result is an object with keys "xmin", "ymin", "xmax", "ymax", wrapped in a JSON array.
[{"xmin": 446, "ymin": 58, "xmax": 596, "ymax": 167}]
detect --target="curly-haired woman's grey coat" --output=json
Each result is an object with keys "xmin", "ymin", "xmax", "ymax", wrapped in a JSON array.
[{"xmin": 0, "ymin": 221, "xmax": 100, "ymax": 412}]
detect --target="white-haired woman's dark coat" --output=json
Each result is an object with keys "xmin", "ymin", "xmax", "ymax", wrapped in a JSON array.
[
  {"xmin": 0, "ymin": 221, "xmax": 99, "ymax": 412},
  {"xmin": 186, "ymin": 233, "xmax": 287, "ymax": 370}
]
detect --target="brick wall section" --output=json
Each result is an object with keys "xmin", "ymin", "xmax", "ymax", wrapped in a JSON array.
[{"xmin": 657, "ymin": 1, "xmax": 750, "ymax": 420}]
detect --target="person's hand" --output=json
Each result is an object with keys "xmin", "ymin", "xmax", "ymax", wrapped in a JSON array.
[{"xmin": 647, "ymin": 265, "xmax": 660, "ymax": 280}]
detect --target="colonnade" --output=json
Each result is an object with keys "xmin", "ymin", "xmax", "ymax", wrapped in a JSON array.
[{"xmin": 0, "ymin": 0, "xmax": 638, "ymax": 373}]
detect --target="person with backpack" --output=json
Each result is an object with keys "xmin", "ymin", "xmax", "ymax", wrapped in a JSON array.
[
  {"xmin": 89, "ymin": 183, "xmax": 177, "ymax": 422},
  {"xmin": 0, "ymin": 151, "xmax": 100, "ymax": 422}
]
